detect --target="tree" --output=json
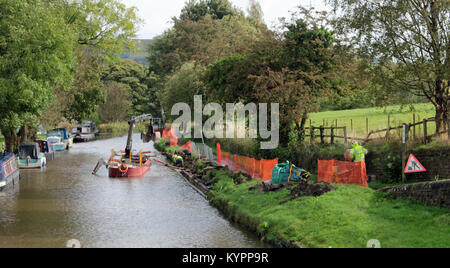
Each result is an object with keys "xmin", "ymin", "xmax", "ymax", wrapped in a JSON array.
[
  {"xmin": 64, "ymin": 0, "xmax": 142, "ymax": 61},
  {"xmin": 0, "ymin": 0, "xmax": 77, "ymax": 152},
  {"xmin": 99, "ymin": 82, "xmax": 131, "ymax": 122},
  {"xmin": 102, "ymin": 60, "xmax": 159, "ymax": 116},
  {"xmin": 41, "ymin": 0, "xmax": 142, "ymax": 126},
  {"xmin": 327, "ymin": 0, "xmax": 449, "ymax": 132},
  {"xmin": 63, "ymin": 52, "xmax": 106, "ymax": 123},
  {"xmin": 247, "ymin": 0, "xmax": 264, "ymax": 25},
  {"xmin": 180, "ymin": 0, "xmax": 238, "ymax": 22},
  {"xmin": 157, "ymin": 62, "xmax": 207, "ymax": 121}
]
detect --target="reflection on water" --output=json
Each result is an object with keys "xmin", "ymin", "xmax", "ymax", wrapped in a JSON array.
[{"xmin": 0, "ymin": 135, "xmax": 265, "ymax": 248}]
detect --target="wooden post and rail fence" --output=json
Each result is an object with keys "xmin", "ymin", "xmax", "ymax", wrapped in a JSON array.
[{"xmin": 304, "ymin": 116, "xmax": 449, "ymax": 146}]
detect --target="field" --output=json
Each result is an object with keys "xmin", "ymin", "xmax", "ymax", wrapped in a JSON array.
[{"xmin": 309, "ymin": 103, "xmax": 436, "ymax": 139}]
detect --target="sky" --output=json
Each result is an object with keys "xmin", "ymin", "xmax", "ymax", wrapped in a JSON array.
[{"xmin": 121, "ymin": 0, "xmax": 329, "ymax": 39}]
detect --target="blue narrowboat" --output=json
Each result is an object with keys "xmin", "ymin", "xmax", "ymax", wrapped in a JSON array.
[
  {"xmin": 49, "ymin": 128, "xmax": 73, "ymax": 150},
  {"xmin": 47, "ymin": 131, "xmax": 66, "ymax": 151},
  {"xmin": 0, "ymin": 153, "xmax": 20, "ymax": 191}
]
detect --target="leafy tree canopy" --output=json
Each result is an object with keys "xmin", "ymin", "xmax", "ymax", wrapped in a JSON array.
[
  {"xmin": 326, "ymin": 0, "xmax": 449, "ymax": 131},
  {"xmin": 0, "ymin": 0, "xmax": 77, "ymax": 151}
]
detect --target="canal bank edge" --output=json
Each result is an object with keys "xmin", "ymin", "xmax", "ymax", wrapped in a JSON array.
[
  {"xmin": 154, "ymin": 140, "xmax": 450, "ymax": 248},
  {"xmin": 154, "ymin": 141, "xmax": 300, "ymax": 248}
]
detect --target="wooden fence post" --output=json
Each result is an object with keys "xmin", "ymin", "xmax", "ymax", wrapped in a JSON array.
[
  {"xmin": 387, "ymin": 114, "xmax": 391, "ymax": 138},
  {"xmin": 413, "ymin": 113, "xmax": 416, "ymax": 140},
  {"xmin": 343, "ymin": 126, "xmax": 348, "ymax": 144},
  {"xmin": 351, "ymin": 119, "xmax": 353, "ymax": 134},
  {"xmin": 320, "ymin": 126, "xmax": 325, "ymax": 144},
  {"xmin": 423, "ymin": 119, "xmax": 428, "ymax": 144},
  {"xmin": 310, "ymin": 120, "xmax": 314, "ymax": 145},
  {"xmin": 402, "ymin": 124, "xmax": 408, "ymax": 183},
  {"xmin": 331, "ymin": 127, "xmax": 335, "ymax": 145},
  {"xmin": 366, "ymin": 118, "xmax": 369, "ymax": 136}
]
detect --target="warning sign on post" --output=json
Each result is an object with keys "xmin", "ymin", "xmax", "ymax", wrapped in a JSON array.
[{"xmin": 404, "ymin": 154, "xmax": 427, "ymax": 174}]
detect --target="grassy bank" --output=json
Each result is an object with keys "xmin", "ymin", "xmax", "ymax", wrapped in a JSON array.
[
  {"xmin": 156, "ymin": 140, "xmax": 450, "ymax": 248},
  {"xmin": 98, "ymin": 122, "xmax": 146, "ymax": 137},
  {"xmin": 310, "ymin": 103, "xmax": 436, "ymax": 138}
]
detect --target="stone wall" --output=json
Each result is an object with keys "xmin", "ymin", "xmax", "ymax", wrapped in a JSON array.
[
  {"xmin": 380, "ymin": 180, "xmax": 450, "ymax": 209},
  {"xmin": 366, "ymin": 148, "xmax": 449, "ymax": 182}
]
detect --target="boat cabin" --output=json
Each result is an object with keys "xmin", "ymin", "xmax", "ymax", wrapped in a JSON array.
[
  {"xmin": 0, "ymin": 153, "xmax": 19, "ymax": 190},
  {"xmin": 17, "ymin": 143, "xmax": 46, "ymax": 169}
]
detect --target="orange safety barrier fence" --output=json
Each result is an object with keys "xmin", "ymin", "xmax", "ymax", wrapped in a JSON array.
[
  {"xmin": 318, "ymin": 160, "xmax": 368, "ymax": 188},
  {"xmin": 219, "ymin": 144, "xmax": 278, "ymax": 182},
  {"xmin": 181, "ymin": 140, "xmax": 192, "ymax": 151},
  {"xmin": 162, "ymin": 129, "xmax": 179, "ymax": 147}
]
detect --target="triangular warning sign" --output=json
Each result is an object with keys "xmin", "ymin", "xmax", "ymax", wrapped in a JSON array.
[{"xmin": 404, "ymin": 154, "xmax": 427, "ymax": 174}]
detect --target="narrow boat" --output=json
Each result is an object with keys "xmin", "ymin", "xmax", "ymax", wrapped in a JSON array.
[
  {"xmin": 35, "ymin": 139, "xmax": 55, "ymax": 162},
  {"xmin": 47, "ymin": 135, "xmax": 66, "ymax": 152},
  {"xmin": 52, "ymin": 128, "xmax": 73, "ymax": 149},
  {"xmin": 72, "ymin": 121, "xmax": 97, "ymax": 142},
  {"xmin": 17, "ymin": 143, "xmax": 46, "ymax": 169},
  {"xmin": 0, "ymin": 153, "xmax": 20, "ymax": 190}
]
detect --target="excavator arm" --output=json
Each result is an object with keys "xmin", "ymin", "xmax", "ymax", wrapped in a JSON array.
[{"xmin": 126, "ymin": 114, "xmax": 153, "ymax": 153}]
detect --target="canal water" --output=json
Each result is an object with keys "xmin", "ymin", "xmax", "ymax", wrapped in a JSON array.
[{"xmin": 0, "ymin": 135, "xmax": 265, "ymax": 248}]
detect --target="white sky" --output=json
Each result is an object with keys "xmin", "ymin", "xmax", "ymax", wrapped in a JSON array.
[{"xmin": 121, "ymin": 0, "xmax": 329, "ymax": 39}]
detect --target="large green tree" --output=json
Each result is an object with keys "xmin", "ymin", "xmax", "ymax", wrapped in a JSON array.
[
  {"xmin": 0, "ymin": 0, "xmax": 77, "ymax": 152},
  {"xmin": 41, "ymin": 0, "xmax": 141, "ymax": 127},
  {"xmin": 102, "ymin": 60, "xmax": 159, "ymax": 116},
  {"xmin": 327, "ymin": 0, "xmax": 449, "ymax": 132}
]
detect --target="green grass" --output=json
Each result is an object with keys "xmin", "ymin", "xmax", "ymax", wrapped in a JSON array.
[
  {"xmin": 210, "ymin": 172, "xmax": 450, "ymax": 248},
  {"xmin": 98, "ymin": 122, "xmax": 146, "ymax": 137},
  {"xmin": 309, "ymin": 103, "xmax": 436, "ymax": 138}
]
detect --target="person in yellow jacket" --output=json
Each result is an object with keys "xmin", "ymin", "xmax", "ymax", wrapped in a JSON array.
[
  {"xmin": 350, "ymin": 141, "xmax": 368, "ymax": 184},
  {"xmin": 173, "ymin": 154, "xmax": 184, "ymax": 167},
  {"xmin": 350, "ymin": 141, "xmax": 368, "ymax": 162}
]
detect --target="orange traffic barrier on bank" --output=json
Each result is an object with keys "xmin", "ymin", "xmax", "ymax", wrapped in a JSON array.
[{"xmin": 318, "ymin": 160, "xmax": 368, "ymax": 188}]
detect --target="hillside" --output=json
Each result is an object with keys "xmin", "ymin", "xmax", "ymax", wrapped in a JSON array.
[{"xmin": 120, "ymin": 39, "xmax": 154, "ymax": 65}]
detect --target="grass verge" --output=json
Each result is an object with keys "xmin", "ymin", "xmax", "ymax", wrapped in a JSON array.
[{"xmin": 156, "ymin": 140, "xmax": 450, "ymax": 248}]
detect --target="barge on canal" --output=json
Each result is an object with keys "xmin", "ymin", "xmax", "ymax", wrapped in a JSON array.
[
  {"xmin": 17, "ymin": 143, "xmax": 47, "ymax": 169},
  {"xmin": 0, "ymin": 153, "xmax": 19, "ymax": 190}
]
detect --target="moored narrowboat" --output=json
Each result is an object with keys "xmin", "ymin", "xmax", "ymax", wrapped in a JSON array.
[
  {"xmin": 72, "ymin": 121, "xmax": 98, "ymax": 142},
  {"xmin": 17, "ymin": 143, "xmax": 47, "ymax": 169},
  {"xmin": 51, "ymin": 128, "xmax": 73, "ymax": 149},
  {"xmin": 47, "ymin": 135, "xmax": 66, "ymax": 152},
  {"xmin": 35, "ymin": 139, "xmax": 55, "ymax": 162},
  {"xmin": 0, "ymin": 153, "xmax": 20, "ymax": 190}
]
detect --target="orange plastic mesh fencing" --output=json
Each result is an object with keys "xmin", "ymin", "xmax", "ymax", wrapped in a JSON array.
[
  {"xmin": 162, "ymin": 129, "xmax": 178, "ymax": 147},
  {"xmin": 181, "ymin": 141, "xmax": 192, "ymax": 151},
  {"xmin": 220, "ymin": 147, "xmax": 278, "ymax": 182},
  {"xmin": 318, "ymin": 160, "xmax": 368, "ymax": 188},
  {"xmin": 216, "ymin": 143, "xmax": 222, "ymax": 165}
]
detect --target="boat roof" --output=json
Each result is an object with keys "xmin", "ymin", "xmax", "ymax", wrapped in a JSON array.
[{"xmin": 18, "ymin": 143, "xmax": 40, "ymax": 159}]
